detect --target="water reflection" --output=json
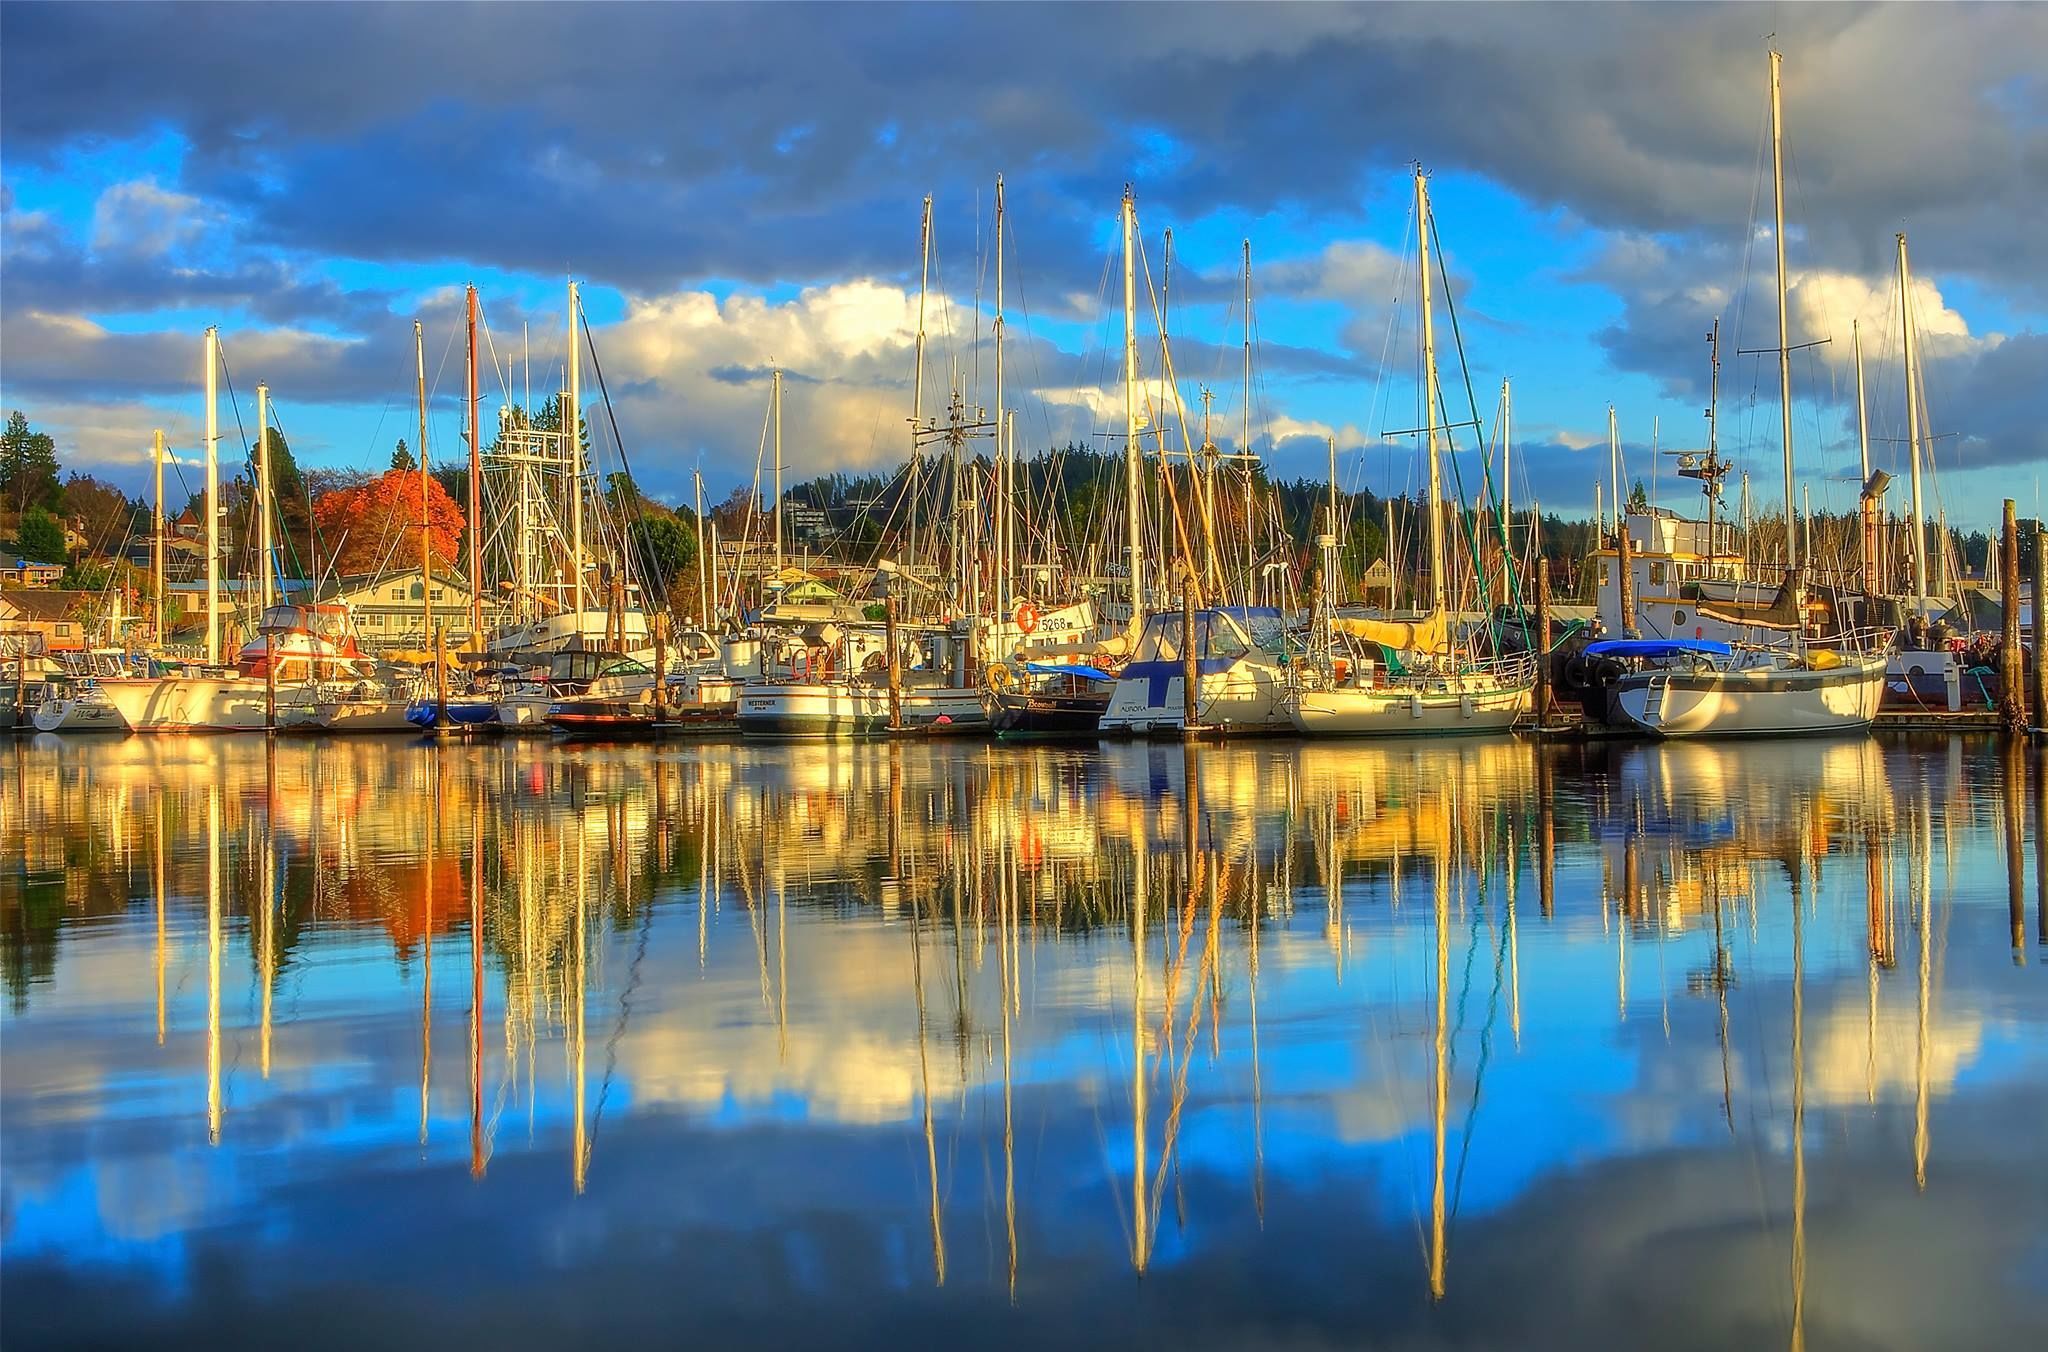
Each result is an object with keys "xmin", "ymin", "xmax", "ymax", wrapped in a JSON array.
[{"xmin": 2, "ymin": 734, "xmax": 2045, "ymax": 1347}]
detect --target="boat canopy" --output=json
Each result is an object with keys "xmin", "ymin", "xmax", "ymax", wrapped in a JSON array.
[
  {"xmin": 1129, "ymin": 607, "xmax": 1285, "ymax": 663},
  {"xmin": 1024, "ymin": 661, "xmax": 1114, "ymax": 681},
  {"xmin": 1331, "ymin": 609, "xmax": 1449, "ymax": 654},
  {"xmin": 1585, "ymin": 638, "xmax": 1732, "ymax": 659}
]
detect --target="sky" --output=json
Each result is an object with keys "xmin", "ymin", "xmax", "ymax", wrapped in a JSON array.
[{"xmin": 1, "ymin": 1, "xmax": 2043, "ymax": 531}]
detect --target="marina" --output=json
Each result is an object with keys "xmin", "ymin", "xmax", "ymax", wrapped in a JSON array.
[
  {"xmin": 3, "ymin": 732, "xmax": 2045, "ymax": 1346},
  {"xmin": 4, "ymin": 4, "xmax": 2046, "ymax": 1347}
]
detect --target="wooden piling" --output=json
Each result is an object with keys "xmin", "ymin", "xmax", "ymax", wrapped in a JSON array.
[
  {"xmin": 264, "ymin": 631, "xmax": 276, "ymax": 732},
  {"xmin": 1616, "ymin": 518, "xmax": 1637, "ymax": 638},
  {"xmin": 1534, "ymin": 557, "xmax": 1554, "ymax": 727},
  {"xmin": 435, "ymin": 626, "xmax": 449, "ymax": 731},
  {"xmin": 2032, "ymin": 529, "xmax": 2046, "ymax": 733},
  {"xmin": 653, "ymin": 611, "xmax": 670, "ymax": 721},
  {"xmin": 886, "ymin": 592, "xmax": 903, "ymax": 733},
  {"xmin": 1181, "ymin": 580, "xmax": 1199, "ymax": 732},
  {"xmin": 2001, "ymin": 500, "xmax": 2023, "ymax": 732}
]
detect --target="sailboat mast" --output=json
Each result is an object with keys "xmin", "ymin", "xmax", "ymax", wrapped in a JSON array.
[
  {"xmin": 1608, "ymin": 405, "xmax": 1621, "ymax": 539},
  {"xmin": 693, "ymin": 467, "xmax": 709, "ymax": 625},
  {"xmin": 204, "ymin": 325, "xmax": 220, "ymax": 665},
  {"xmin": 1769, "ymin": 49, "xmax": 1798, "ymax": 573},
  {"xmin": 1123, "ymin": 187, "xmax": 1145, "ymax": 621},
  {"xmin": 415, "ymin": 321, "xmax": 433, "ymax": 646},
  {"xmin": 467, "ymin": 283, "xmax": 482, "ymax": 644},
  {"xmin": 914, "ymin": 198, "xmax": 932, "ymax": 429},
  {"xmin": 153, "ymin": 428, "xmax": 165, "ymax": 648},
  {"xmin": 256, "ymin": 383, "xmax": 273, "ymax": 612},
  {"xmin": 993, "ymin": 174, "xmax": 1007, "ymax": 617},
  {"xmin": 1502, "ymin": 378, "xmax": 1513, "ymax": 552},
  {"xmin": 1242, "ymin": 239, "xmax": 1254, "ymax": 602},
  {"xmin": 1852, "ymin": 319, "xmax": 1870, "ymax": 483},
  {"xmin": 772, "ymin": 367, "xmax": 784, "ymax": 589},
  {"xmin": 1898, "ymin": 233, "xmax": 1928, "ymax": 609},
  {"xmin": 567, "ymin": 279, "xmax": 584, "ymax": 621},
  {"xmin": 1416, "ymin": 169, "xmax": 1446, "ymax": 614}
]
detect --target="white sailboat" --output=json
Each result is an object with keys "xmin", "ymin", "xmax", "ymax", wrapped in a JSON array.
[
  {"xmin": 1285, "ymin": 167, "xmax": 1534, "ymax": 737},
  {"xmin": 1604, "ymin": 51, "xmax": 1885, "ymax": 739}
]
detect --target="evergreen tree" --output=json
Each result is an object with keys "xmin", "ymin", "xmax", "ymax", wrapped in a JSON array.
[
  {"xmin": 14, "ymin": 506, "xmax": 66, "ymax": 562},
  {"xmin": 391, "ymin": 438, "xmax": 415, "ymax": 472},
  {"xmin": 2, "ymin": 411, "xmax": 63, "ymax": 516}
]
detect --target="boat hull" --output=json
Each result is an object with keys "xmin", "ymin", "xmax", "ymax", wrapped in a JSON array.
[
  {"xmin": 1610, "ymin": 657, "xmax": 1886, "ymax": 738},
  {"xmin": 737, "ymin": 682, "xmax": 987, "ymax": 739},
  {"xmin": 30, "ymin": 696, "xmax": 131, "ymax": 733},
  {"xmin": 1099, "ymin": 659, "xmax": 1289, "ymax": 736},
  {"xmin": 1288, "ymin": 679, "xmax": 1531, "ymax": 736},
  {"xmin": 987, "ymin": 688, "xmax": 1107, "ymax": 739},
  {"xmin": 99, "ymin": 677, "xmax": 272, "ymax": 732}
]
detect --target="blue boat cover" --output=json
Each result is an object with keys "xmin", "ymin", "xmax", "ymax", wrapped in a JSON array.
[
  {"xmin": 1024, "ymin": 662, "xmax": 1114, "ymax": 681},
  {"xmin": 1584, "ymin": 638, "xmax": 1732, "ymax": 659}
]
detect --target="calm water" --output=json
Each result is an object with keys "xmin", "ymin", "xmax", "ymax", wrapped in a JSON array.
[{"xmin": 3, "ymin": 733, "xmax": 2045, "ymax": 1349}]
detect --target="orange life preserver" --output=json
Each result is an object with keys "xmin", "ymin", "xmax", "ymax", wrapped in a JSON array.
[{"xmin": 1015, "ymin": 602, "xmax": 1039, "ymax": 635}]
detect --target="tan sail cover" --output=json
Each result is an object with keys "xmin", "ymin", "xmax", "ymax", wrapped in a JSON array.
[{"xmin": 1331, "ymin": 609, "xmax": 1450, "ymax": 654}]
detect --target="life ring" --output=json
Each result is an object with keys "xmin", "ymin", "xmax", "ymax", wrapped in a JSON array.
[
  {"xmin": 987, "ymin": 662, "xmax": 1014, "ymax": 691},
  {"xmin": 1014, "ymin": 602, "xmax": 1039, "ymax": 635}
]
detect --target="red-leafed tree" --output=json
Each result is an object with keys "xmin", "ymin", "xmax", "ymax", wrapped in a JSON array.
[{"xmin": 312, "ymin": 466, "xmax": 466, "ymax": 578}]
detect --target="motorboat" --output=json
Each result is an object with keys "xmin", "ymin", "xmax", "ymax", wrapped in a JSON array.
[{"xmin": 1594, "ymin": 637, "xmax": 1887, "ymax": 738}]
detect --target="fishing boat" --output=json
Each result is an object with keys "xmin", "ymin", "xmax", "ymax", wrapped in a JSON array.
[
  {"xmin": 985, "ymin": 659, "xmax": 1115, "ymax": 738},
  {"xmin": 1597, "ymin": 638, "xmax": 1885, "ymax": 737}
]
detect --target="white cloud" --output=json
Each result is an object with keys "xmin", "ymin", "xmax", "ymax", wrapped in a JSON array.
[{"xmin": 90, "ymin": 179, "xmax": 214, "ymax": 259}]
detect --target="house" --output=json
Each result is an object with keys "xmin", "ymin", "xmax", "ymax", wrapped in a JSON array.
[
  {"xmin": 322, "ymin": 564, "xmax": 499, "ymax": 651},
  {"xmin": 0, "ymin": 589, "xmax": 93, "ymax": 653},
  {"xmin": 121, "ymin": 533, "xmax": 207, "ymax": 582},
  {"xmin": 1, "ymin": 554, "xmax": 65, "ymax": 588}
]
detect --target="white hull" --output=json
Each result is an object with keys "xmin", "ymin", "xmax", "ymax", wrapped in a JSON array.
[
  {"xmin": 99, "ymin": 677, "xmax": 274, "ymax": 732},
  {"xmin": 30, "ymin": 695, "xmax": 130, "ymax": 733},
  {"xmin": 736, "ymin": 681, "xmax": 985, "ymax": 738},
  {"xmin": 1611, "ymin": 656, "xmax": 1886, "ymax": 738},
  {"xmin": 1289, "ymin": 677, "xmax": 1531, "ymax": 736},
  {"xmin": 1099, "ymin": 658, "xmax": 1289, "ymax": 736},
  {"xmin": 490, "ymin": 609, "xmax": 653, "ymax": 657},
  {"xmin": 279, "ymin": 696, "xmax": 417, "ymax": 733}
]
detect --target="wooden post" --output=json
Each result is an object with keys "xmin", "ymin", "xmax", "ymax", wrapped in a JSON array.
[
  {"xmin": 1616, "ymin": 518, "xmax": 1637, "ymax": 638},
  {"xmin": 886, "ymin": 591, "xmax": 903, "ymax": 732},
  {"xmin": 1181, "ymin": 577, "xmax": 1199, "ymax": 732},
  {"xmin": 652, "ymin": 612, "xmax": 669, "ymax": 721},
  {"xmin": 264, "ymin": 631, "xmax": 277, "ymax": 732},
  {"xmin": 2032, "ymin": 529, "xmax": 2046, "ymax": 732},
  {"xmin": 2001, "ymin": 500, "xmax": 2023, "ymax": 732},
  {"xmin": 1534, "ymin": 557, "xmax": 1554, "ymax": 727},
  {"xmin": 435, "ymin": 625, "xmax": 449, "ymax": 732}
]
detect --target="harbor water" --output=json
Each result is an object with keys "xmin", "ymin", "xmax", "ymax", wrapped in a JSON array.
[{"xmin": 3, "ymin": 734, "xmax": 2045, "ymax": 1348}]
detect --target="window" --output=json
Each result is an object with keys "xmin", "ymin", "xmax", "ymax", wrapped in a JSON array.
[
  {"xmin": 390, "ymin": 588, "xmax": 404, "ymax": 600},
  {"xmin": 1650, "ymin": 563, "xmax": 1668, "ymax": 586}
]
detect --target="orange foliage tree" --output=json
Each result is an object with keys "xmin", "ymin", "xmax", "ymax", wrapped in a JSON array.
[{"xmin": 312, "ymin": 467, "xmax": 466, "ymax": 577}]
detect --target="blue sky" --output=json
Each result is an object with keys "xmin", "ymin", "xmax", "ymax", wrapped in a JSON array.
[{"xmin": 2, "ymin": 2, "xmax": 2043, "ymax": 530}]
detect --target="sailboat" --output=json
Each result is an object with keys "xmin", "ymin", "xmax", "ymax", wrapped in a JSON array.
[
  {"xmin": 1285, "ymin": 168, "xmax": 1535, "ymax": 737},
  {"xmin": 1098, "ymin": 190, "xmax": 1293, "ymax": 736},
  {"xmin": 1602, "ymin": 51, "xmax": 1885, "ymax": 739}
]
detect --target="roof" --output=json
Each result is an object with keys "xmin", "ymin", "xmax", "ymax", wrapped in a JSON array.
[{"xmin": 0, "ymin": 589, "xmax": 91, "ymax": 621}]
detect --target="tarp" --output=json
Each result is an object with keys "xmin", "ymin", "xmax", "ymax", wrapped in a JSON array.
[
  {"xmin": 1585, "ymin": 638, "xmax": 1732, "ymax": 659},
  {"xmin": 1024, "ymin": 662, "xmax": 1114, "ymax": 681},
  {"xmin": 1331, "ymin": 609, "xmax": 1450, "ymax": 653}
]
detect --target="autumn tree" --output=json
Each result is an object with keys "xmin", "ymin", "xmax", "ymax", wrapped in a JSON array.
[
  {"xmin": 62, "ymin": 474, "xmax": 141, "ymax": 556},
  {"xmin": 311, "ymin": 466, "xmax": 466, "ymax": 577}
]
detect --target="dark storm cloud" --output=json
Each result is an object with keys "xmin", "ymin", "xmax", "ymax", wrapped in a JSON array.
[{"xmin": 6, "ymin": 3, "xmax": 2042, "ymax": 295}]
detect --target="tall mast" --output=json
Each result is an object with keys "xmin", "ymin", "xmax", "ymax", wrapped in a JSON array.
[
  {"xmin": 1416, "ymin": 169, "xmax": 1446, "ymax": 614},
  {"xmin": 1769, "ymin": 49, "xmax": 1799, "ymax": 572},
  {"xmin": 1608, "ymin": 405, "xmax": 1621, "ymax": 539},
  {"xmin": 1852, "ymin": 318, "xmax": 1870, "ymax": 483},
  {"xmin": 256, "ymin": 383, "xmax": 273, "ymax": 612},
  {"xmin": 467, "ymin": 283, "xmax": 482, "ymax": 644},
  {"xmin": 567, "ymin": 278, "xmax": 584, "ymax": 620},
  {"xmin": 913, "ymin": 198, "xmax": 932, "ymax": 430},
  {"xmin": 415, "ymin": 320, "xmax": 433, "ymax": 646},
  {"xmin": 693, "ymin": 466, "xmax": 709, "ymax": 626},
  {"xmin": 993, "ymin": 175, "xmax": 1007, "ymax": 615},
  {"xmin": 204, "ymin": 325, "xmax": 220, "ymax": 665},
  {"xmin": 1123, "ymin": 187, "xmax": 1145, "ymax": 621},
  {"xmin": 152, "ymin": 428, "xmax": 166, "ymax": 648},
  {"xmin": 772, "ymin": 367, "xmax": 784, "ymax": 589},
  {"xmin": 1706, "ymin": 319, "xmax": 1722, "ymax": 552},
  {"xmin": 1502, "ymin": 378, "xmax": 1513, "ymax": 553},
  {"xmin": 1242, "ymin": 239, "xmax": 1254, "ymax": 601},
  {"xmin": 1898, "ymin": 233, "xmax": 1928, "ymax": 609}
]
